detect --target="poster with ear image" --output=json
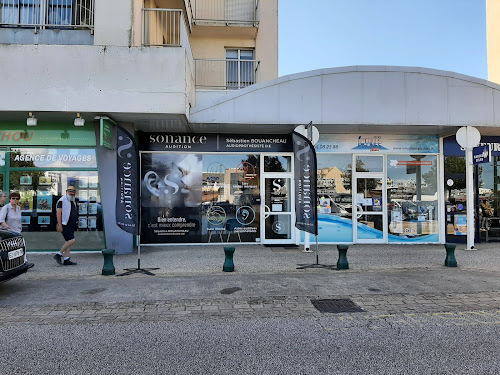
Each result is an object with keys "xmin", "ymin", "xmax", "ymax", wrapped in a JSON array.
[{"xmin": 140, "ymin": 153, "xmax": 203, "ymax": 244}]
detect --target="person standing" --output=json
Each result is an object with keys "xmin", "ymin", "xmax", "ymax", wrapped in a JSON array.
[
  {"xmin": 0, "ymin": 192, "xmax": 35, "ymax": 269},
  {"xmin": 54, "ymin": 186, "xmax": 78, "ymax": 266},
  {"xmin": 0, "ymin": 191, "xmax": 7, "ymax": 207}
]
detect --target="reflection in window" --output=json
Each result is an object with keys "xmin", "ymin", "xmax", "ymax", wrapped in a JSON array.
[
  {"xmin": 356, "ymin": 155, "xmax": 383, "ymax": 173},
  {"xmin": 387, "ymin": 155, "xmax": 438, "ymax": 242},
  {"xmin": 316, "ymin": 154, "xmax": 353, "ymax": 242},
  {"xmin": 264, "ymin": 155, "xmax": 290, "ymax": 172},
  {"xmin": 9, "ymin": 170, "xmax": 104, "ymax": 250},
  {"xmin": 202, "ymin": 154, "xmax": 260, "ymax": 243}
]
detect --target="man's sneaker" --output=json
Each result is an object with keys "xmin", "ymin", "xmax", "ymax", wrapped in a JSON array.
[
  {"xmin": 63, "ymin": 258, "xmax": 77, "ymax": 266},
  {"xmin": 53, "ymin": 254, "xmax": 62, "ymax": 265},
  {"xmin": 26, "ymin": 262, "xmax": 35, "ymax": 269}
]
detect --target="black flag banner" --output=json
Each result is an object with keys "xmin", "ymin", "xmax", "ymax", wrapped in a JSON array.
[
  {"xmin": 293, "ymin": 131, "xmax": 318, "ymax": 235},
  {"xmin": 116, "ymin": 125, "xmax": 139, "ymax": 235}
]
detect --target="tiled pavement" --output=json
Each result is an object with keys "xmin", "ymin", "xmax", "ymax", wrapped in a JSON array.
[
  {"xmin": 3, "ymin": 243, "xmax": 500, "ymax": 326},
  {"xmin": 2, "ymin": 291, "xmax": 500, "ymax": 326}
]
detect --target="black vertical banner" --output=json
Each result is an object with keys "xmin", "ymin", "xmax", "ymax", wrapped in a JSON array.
[
  {"xmin": 116, "ymin": 126, "xmax": 139, "ymax": 235},
  {"xmin": 293, "ymin": 131, "xmax": 318, "ymax": 235}
]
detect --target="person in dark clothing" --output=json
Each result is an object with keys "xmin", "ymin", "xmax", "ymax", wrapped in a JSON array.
[{"xmin": 54, "ymin": 186, "xmax": 78, "ymax": 265}]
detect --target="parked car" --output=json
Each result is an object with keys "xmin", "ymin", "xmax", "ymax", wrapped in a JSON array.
[{"xmin": 0, "ymin": 228, "xmax": 29, "ymax": 283}]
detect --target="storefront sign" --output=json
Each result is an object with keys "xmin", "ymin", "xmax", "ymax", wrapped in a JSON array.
[
  {"xmin": 392, "ymin": 160, "xmax": 433, "ymax": 166},
  {"xmin": 444, "ymin": 135, "xmax": 500, "ymax": 156},
  {"xmin": 293, "ymin": 131, "xmax": 318, "ymax": 235},
  {"xmin": 315, "ymin": 134, "xmax": 439, "ymax": 154},
  {"xmin": 473, "ymin": 144, "xmax": 491, "ymax": 164},
  {"xmin": 0, "ymin": 123, "xmax": 96, "ymax": 146},
  {"xmin": 100, "ymin": 119, "xmax": 113, "ymax": 150},
  {"xmin": 139, "ymin": 132, "xmax": 293, "ymax": 153},
  {"xmin": 116, "ymin": 126, "xmax": 139, "ymax": 235}
]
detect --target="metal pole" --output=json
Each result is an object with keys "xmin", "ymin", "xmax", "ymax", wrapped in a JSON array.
[
  {"xmin": 466, "ymin": 140, "xmax": 475, "ymax": 250},
  {"xmin": 137, "ymin": 235, "xmax": 141, "ymax": 269}
]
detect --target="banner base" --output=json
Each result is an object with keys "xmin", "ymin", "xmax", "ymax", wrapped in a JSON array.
[
  {"xmin": 296, "ymin": 263, "xmax": 336, "ymax": 270},
  {"xmin": 116, "ymin": 267, "xmax": 160, "ymax": 277}
]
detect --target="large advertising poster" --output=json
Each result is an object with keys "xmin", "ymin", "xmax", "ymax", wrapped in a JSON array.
[
  {"xmin": 141, "ymin": 153, "xmax": 203, "ymax": 243},
  {"xmin": 140, "ymin": 153, "xmax": 261, "ymax": 244}
]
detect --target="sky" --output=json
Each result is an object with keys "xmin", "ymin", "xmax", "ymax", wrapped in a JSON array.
[{"xmin": 279, "ymin": 0, "xmax": 488, "ymax": 80}]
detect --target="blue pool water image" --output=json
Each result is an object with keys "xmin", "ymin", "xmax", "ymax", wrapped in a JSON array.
[{"xmin": 305, "ymin": 214, "xmax": 439, "ymax": 243}]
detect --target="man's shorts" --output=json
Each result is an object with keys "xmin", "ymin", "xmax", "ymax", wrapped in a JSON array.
[{"xmin": 62, "ymin": 225, "xmax": 75, "ymax": 241}]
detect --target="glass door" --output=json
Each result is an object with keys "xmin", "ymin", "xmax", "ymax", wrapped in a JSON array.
[
  {"xmin": 353, "ymin": 155, "xmax": 386, "ymax": 243},
  {"xmin": 260, "ymin": 154, "xmax": 294, "ymax": 244}
]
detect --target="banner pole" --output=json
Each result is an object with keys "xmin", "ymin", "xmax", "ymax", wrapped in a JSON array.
[
  {"xmin": 316, "ymin": 235, "xmax": 319, "ymax": 265},
  {"xmin": 138, "ymin": 235, "xmax": 141, "ymax": 270}
]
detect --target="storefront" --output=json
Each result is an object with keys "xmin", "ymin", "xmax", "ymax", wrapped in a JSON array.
[
  {"xmin": 138, "ymin": 131, "xmax": 442, "ymax": 245},
  {"xmin": 139, "ymin": 132, "xmax": 295, "ymax": 246},
  {"xmin": 314, "ymin": 134, "xmax": 440, "ymax": 244},
  {"xmin": 0, "ymin": 123, "xmax": 105, "ymax": 251},
  {"xmin": 444, "ymin": 135, "xmax": 500, "ymax": 243}
]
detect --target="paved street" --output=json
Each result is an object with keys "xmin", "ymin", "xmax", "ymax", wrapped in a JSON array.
[{"xmin": 1, "ymin": 244, "xmax": 500, "ymax": 374}]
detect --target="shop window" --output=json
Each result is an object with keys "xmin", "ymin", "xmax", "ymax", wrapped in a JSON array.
[
  {"xmin": 316, "ymin": 154, "xmax": 353, "ymax": 242},
  {"xmin": 5, "ymin": 147, "xmax": 103, "ymax": 251},
  {"xmin": 10, "ymin": 170, "xmax": 104, "ymax": 250},
  {"xmin": 140, "ymin": 153, "xmax": 260, "ymax": 244},
  {"xmin": 387, "ymin": 155, "xmax": 438, "ymax": 242}
]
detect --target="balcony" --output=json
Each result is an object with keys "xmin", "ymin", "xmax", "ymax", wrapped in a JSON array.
[
  {"xmin": 187, "ymin": 0, "xmax": 259, "ymax": 27},
  {"xmin": 195, "ymin": 58, "xmax": 260, "ymax": 90},
  {"xmin": 0, "ymin": 0, "xmax": 94, "ymax": 32}
]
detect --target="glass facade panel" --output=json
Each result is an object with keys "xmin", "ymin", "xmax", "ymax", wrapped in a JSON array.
[
  {"xmin": 316, "ymin": 154, "xmax": 353, "ymax": 242},
  {"xmin": 265, "ymin": 215, "xmax": 291, "ymax": 240},
  {"xmin": 387, "ymin": 155, "xmax": 438, "ymax": 242},
  {"xmin": 9, "ymin": 170, "xmax": 104, "ymax": 250},
  {"xmin": 264, "ymin": 155, "xmax": 291, "ymax": 172},
  {"xmin": 140, "ymin": 153, "xmax": 260, "ymax": 244},
  {"xmin": 356, "ymin": 155, "xmax": 383, "ymax": 172}
]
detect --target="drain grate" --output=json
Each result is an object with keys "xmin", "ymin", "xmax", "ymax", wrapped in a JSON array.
[{"xmin": 310, "ymin": 298, "xmax": 364, "ymax": 313}]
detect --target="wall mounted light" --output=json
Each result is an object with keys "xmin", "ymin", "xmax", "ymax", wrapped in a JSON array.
[
  {"xmin": 74, "ymin": 113, "xmax": 85, "ymax": 127},
  {"xmin": 27, "ymin": 112, "xmax": 37, "ymax": 126}
]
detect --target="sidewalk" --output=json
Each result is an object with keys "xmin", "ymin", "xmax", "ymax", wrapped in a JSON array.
[
  {"xmin": 23, "ymin": 242, "xmax": 500, "ymax": 279},
  {"xmin": 2, "ymin": 243, "xmax": 500, "ymax": 323}
]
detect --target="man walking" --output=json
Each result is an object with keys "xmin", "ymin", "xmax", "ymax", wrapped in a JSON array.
[{"xmin": 54, "ymin": 186, "xmax": 78, "ymax": 266}]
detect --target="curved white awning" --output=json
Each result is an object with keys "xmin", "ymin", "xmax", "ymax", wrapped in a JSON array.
[{"xmin": 190, "ymin": 66, "xmax": 500, "ymax": 136}]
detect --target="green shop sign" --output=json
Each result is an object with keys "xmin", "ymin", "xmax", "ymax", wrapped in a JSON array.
[
  {"xmin": 99, "ymin": 118, "xmax": 114, "ymax": 150},
  {"xmin": 0, "ymin": 123, "xmax": 96, "ymax": 147}
]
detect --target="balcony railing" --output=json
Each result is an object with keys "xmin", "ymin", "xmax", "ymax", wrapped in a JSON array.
[
  {"xmin": 195, "ymin": 58, "xmax": 260, "ymax": 90},
  {"xmin": 0, "ymin": 0, "xmax": 94, "ymax": 31},
  {"xmin": 143, "ymin": 8, "xmax": 184, "ymax": 47},
  {"xmin": 188, "ymin": 0, "xmax": 259, "ymax": 26}
]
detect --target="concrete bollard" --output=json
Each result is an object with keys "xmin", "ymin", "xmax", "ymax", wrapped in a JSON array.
[
  {"xmin": 223, "ymin": 246, "xmax": 235, "ymax": 272},
  {"xmin": 102, "ymin": 249, "xmax": 116, "ymax": 275},
  {"xmin": 336, "ymin": 245, "xmax": 349, "ymax": 270},
  {"xmin": 444, "ymin": 243, "xmax": 458, "ymax": 267}
]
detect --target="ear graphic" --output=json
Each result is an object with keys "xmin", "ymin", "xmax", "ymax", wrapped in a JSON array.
[{"xmin": 144, "ymin": 171, "xmax": 161, "ymax": 197}]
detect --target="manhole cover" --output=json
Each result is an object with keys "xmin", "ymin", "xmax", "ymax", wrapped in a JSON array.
[
  {"xmin": 310, "ymin": 298, "xmax": 363, "ymax": 313},
  {"xmin": 220, "ymin": 287, "xmax": 242, "ymax": 295}
]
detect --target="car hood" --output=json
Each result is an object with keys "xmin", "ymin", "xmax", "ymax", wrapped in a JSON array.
[{"xmin": 0, "ymin": 229, "xmax": 22, "ymax": 239}]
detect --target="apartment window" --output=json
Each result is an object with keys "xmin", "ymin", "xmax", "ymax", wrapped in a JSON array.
[{"xmin": 226, "ymin": 49, "xmax": 255, "ymax": 89}]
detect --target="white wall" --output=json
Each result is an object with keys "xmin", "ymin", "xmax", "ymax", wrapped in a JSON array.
[
  {"xmin": 94, "ymin": 0, "xmax": 133, "ymax": 46},
  {"xmin": 0, "ymin": 44, "xmax": 192, "ymax": 116}
]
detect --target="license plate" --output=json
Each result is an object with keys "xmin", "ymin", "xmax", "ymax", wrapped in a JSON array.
[{"xmin": 8, "ymin": 248, "xmax": 23, "ymax": 260}]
